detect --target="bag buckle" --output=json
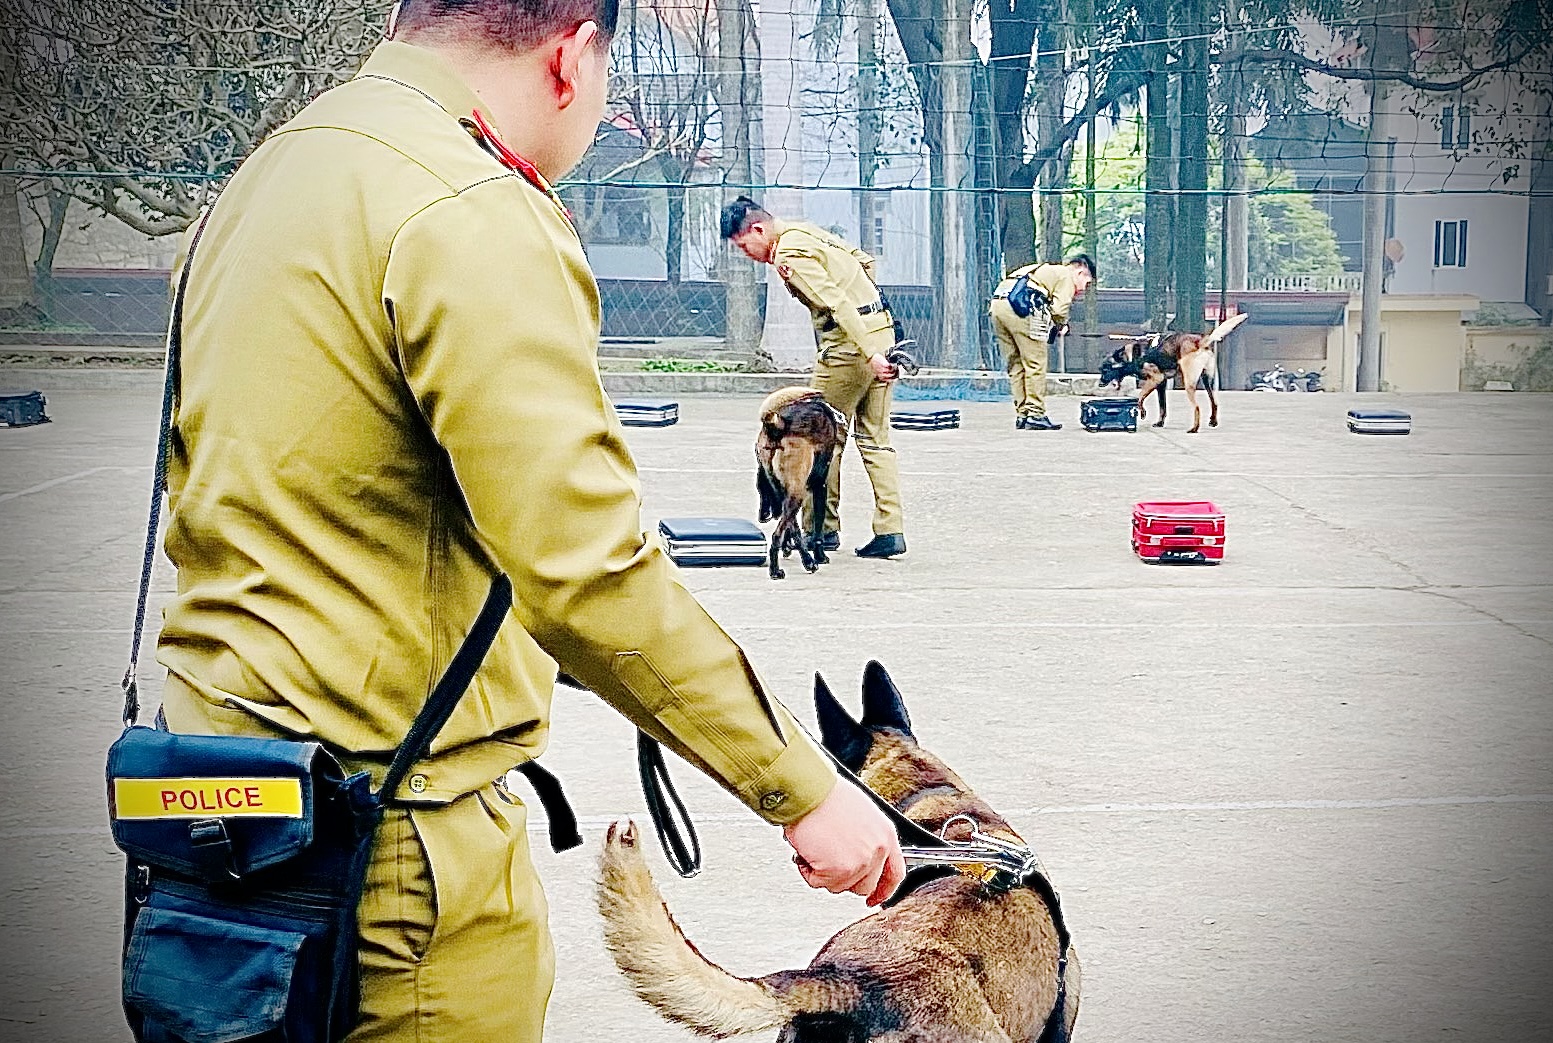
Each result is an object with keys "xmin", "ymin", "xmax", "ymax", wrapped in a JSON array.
[{"xmin": 189, "ymin": 818, "xmax": 241, "ymax": 881}]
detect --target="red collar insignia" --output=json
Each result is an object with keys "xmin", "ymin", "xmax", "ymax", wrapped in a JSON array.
[{"xmin": 466, "ymin": 110, "xmax": 574, "ymax": 226}]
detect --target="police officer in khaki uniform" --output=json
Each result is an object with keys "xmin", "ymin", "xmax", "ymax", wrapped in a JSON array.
[
  {"xmin": 989, "ymin": 255, "xmax": 1096, "ymax": 430},
  {"xmin": 721, "ymin": 197, "xmax": 907, "ymax": 559},
  {"xmin": 156, "ymin": 4, "xmax": 904, "ymax": 1040}
]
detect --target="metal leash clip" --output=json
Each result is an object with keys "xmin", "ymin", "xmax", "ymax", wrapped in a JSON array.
[
  {"xmin": 898, "ymin": 815, "xmax": 1043, "ymax": 893},
  {"xmin": 886, "ymin": 341, "xmax": 921, "ymax": 376}
]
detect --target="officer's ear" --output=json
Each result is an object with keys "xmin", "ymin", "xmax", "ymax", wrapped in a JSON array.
[{"xmin": 552, "ymin": 20, "xmax": 601, "ymax": 108}]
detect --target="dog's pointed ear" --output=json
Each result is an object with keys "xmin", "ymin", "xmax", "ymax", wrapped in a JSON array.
[
  {"xmin": 860, "ymin": 660, "xmax": 912, "ymax": 735},
  {"xmin": 814, "ymin": 672, "xmax": 871, "ymax": 771}
]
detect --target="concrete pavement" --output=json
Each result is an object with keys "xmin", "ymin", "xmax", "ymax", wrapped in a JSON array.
[{"xmin": 1, "ymin": 381, "xmax": 1550, "ymax": 1041}]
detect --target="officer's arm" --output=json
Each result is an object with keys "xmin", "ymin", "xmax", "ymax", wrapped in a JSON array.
[
  {"xmin": 384, "ymin": 184, "xmax": 835, "ymax": 825},
  {"xmin": 850, "ymin": 243, "xmax": 878, "ymax": 281},
  {"xmin": 1047, "ymin": 270, "xmax": 1077, "ymax": 327},
  {"xmin": 779, "ymin": 243, "xmax": 879, "ymax": 354}
]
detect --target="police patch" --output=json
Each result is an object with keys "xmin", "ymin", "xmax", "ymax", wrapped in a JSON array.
[{"xmin": 113, "ymin": 777, "xmax": 305, "ymax": 819}]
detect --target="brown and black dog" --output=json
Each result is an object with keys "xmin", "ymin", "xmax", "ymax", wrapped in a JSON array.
[
  {"xmin": 1100, "ymin": 312, "xmax": 1248, "ymax": 433},
  {"xmin": 598, "ymin": 662, "xmax": 1080, "ymax": 1042},
  {"xmin": 755, "ymin": 386, "xmax": 846, "ymax": 580}
]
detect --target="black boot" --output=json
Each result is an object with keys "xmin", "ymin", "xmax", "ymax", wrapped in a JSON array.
[
  {"xmin": 1024, "ymin": 415, "xmax": 1062, "ymax": 430},
  {"xmin": 817, "ymin": 531, "xmax": 840, "ymax": 552},
  {"xmin": 855, "ymin": 534, "xmax": 907, "ymax": 559}
]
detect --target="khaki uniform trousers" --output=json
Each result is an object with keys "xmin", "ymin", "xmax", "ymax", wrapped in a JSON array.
[
  {"xmin": 807, "ymin": 335, "xmax": 905, "ymax": 537},
  {"xmin": 990, "ymin": 296, "xmax": 1049, "ymax": 420},
  {"xmin": 349, "ymin": 781, "xmax": 553, "ymax": 1043}
]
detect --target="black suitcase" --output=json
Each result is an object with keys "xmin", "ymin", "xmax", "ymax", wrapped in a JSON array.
[
  {"xmin": 0, "ymin": 390, "xmax": 50, "ymax": 428},
  {"xmin": 1081, "ymin": 397, "xmax": 1138, "ymax": 432},
  {"xmin": 890, "ymin": 406, "xmax": 960, "ymax": 431},
  {"xmin": 1346, "ymin": 408, "xmax": 1411, "ymax": 435},
  {"xmin": 657, "ymin": 517, "xmax": 767, "ymax": 567},
  {"xmin": 615, "ymin": 400, "xmax": 679, "ymax": 427}
]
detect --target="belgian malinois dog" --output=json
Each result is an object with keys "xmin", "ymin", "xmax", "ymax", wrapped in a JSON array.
[
  {"xmin": 755, "ymin": 386, "xmax": 846, "ymax": 580},
  {"xmin": 598, "ymin": 662, "xmax": 1080, "ymax": 1042},
  {"xmin": 1101, "ymin": 312, "xmax": 1249, "ymax": 433}
]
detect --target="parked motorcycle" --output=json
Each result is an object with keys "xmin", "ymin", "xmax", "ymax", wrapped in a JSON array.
[{"xmin": 1249, "ymin": 364, "xmax": 1324, "ymax": 392}]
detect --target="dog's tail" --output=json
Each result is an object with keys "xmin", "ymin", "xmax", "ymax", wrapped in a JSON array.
[
  {"xmin": 598, "ymin": 821, "xmax": 858, "ymax": 1038},
  {"xmin": 1202, "ymin": 311, "xmax": 1249, "ymax": 346}
]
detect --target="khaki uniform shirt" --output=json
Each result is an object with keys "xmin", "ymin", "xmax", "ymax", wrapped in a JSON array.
[
  {"xmin": 772, "ymin": 223, "xmax": 894, "ymax": 354},
  {"xmin": 157, "ymin": 41, "xmax": 836, "ymax": 821},
  {"xmin": 996, "ymin": 263, "xmax": 1080, "ymax": 327}
]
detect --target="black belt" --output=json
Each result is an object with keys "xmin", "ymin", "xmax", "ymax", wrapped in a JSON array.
[{"xmin": 822, "ymin": 300, "xmax": 888, "ymax": 331}]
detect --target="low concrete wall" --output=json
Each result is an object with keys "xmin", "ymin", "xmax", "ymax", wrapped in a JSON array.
[{"xmin": 1462, "ymin": 326, "xmax": 1553, "ymax": 391}]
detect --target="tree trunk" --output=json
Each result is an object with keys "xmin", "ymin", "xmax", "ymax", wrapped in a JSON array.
[
  {"xmin": 1173, "ymin": 0, "xmax": 1208, "ymax": 334},
  {"xmin": 1081, "ymin": 0, "xmax": 1098, "ymax": 339},
  {"xmin": 664, "ymin": 183, "xmax": 685, "ymax": 285},
  {"xmin": 1356, "ymin": 78, "xmax": 1389, "ymax": 392},
  {"xmin": 713, "ymin": 0, "xmax": 768, "ymax": 367},
  {"xmin": 34, "ymin": 187, "xmax": 70, "ymax": 289},
  {"xmin": 939, "ymin": 0, "xmax": 975, "ymax": 368},
  {"xmin": 989, "ymin": 0, "xmax": 1038, "ymax": 270},
  {"xmin": 857, "ymin": 0, "xmax": 879, "ymax": 250},
  {"xmin": 0, "ymin": 164, "xmax": 36, "ymax": 316},
  {"xmin": 1034, "ymin": 0, "xmax": 1066, "ymax": 261},
  {"xmin": 1144, "ymin": 67, "xmax": 1173, "ymax": 331}
]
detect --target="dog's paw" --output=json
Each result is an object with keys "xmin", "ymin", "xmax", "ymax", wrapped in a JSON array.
[
  {"xmin": 771, "ymin": 567, "xmax": 786, "ymax": 580},
  {"xmin": 1209, "ymin": 418, "xmax": 1219, "ymax": 428},
  {"xmin": 1152, "ymin": 420, "xmax": 1165, "ymax": 428}
]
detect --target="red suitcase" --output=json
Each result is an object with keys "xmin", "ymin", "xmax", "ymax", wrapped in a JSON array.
[{"xmin": 1132, "ymin": 500, "xmax": 1224, "ymax": 564}]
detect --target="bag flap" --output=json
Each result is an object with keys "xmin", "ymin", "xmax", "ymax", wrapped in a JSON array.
[{"xmin": 108, "ymin": 727, "xmax": 342, "ymax": 880}]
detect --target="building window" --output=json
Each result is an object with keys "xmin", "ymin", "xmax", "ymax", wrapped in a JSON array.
[
  {"xmin": 860, "ymin": 192, "xmax": 889, "ymax": 258},
  {"xmin": 1433, "ymin": 219, "xmax": 1468, "ymax": 268},
  {"xmin": 1441, "ymin": 104, "xmax": 1471, "ymax": 150}
]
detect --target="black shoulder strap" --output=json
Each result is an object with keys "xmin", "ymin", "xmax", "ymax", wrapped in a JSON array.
[
  {"xmin": 378, "ymin": 574, "xmax": 513, "ymax": 801},
  {"xmin": 121, "ymin": 211, "xmax": 213, "ymax": 727}
]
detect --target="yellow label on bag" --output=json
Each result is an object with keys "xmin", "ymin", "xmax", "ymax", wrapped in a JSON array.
[{"xmin": 113, "ymin": 778, "xmax": 304, "ymax": 819}]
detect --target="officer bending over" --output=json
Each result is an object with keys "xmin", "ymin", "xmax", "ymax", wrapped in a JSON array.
[
  {"xmin": 722, "ymin": 197, "xmax": 908, "ymax": 560},
  {"xmin": 989, "ymin": 254, "xmax": 1097, "ymax": 430},
  {"xmin": 156, "ymin": 3, "xmax": 904, "ymax": 1040}
]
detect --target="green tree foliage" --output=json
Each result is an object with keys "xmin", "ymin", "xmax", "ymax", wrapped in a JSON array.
[{"xmin": 1063, "ymin": 123, "xmax": 1344, "ymax": 289}]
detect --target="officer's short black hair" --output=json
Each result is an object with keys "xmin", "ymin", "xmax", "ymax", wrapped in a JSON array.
[
  {"xmin": 720, "ymin": 195, "xmax": 770, "ymax": 240},
  {"xmin": 1067, "ymin": 253, "xmax": 1097, "ymax": 280},
  {"xmin": 396, "ymin": 0, "xmax": 620, "ymax": 50}
]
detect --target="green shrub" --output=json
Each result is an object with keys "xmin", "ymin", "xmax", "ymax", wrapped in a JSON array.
[{"xmin": 640, "ymin": 358, "xmax": 745, "ymax": 373}]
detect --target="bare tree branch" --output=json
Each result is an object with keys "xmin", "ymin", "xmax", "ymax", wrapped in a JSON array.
[{"xmin": 1234, "ymin": 38, "xmax": 1545, "ymax": 93}]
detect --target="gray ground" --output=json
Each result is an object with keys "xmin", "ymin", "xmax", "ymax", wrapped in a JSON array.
[{"xmin": 1, "ymin": 381, "xmax": 1551, "ymax": 1043}]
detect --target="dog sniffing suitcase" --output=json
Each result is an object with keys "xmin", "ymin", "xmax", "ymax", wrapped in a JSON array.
[
  {"xmin": 1081, "ymin": 398, "xmax": 1138, "ymax": 432},
  {"xmin": 890, "ymin": 406, "xmax": 960, "ymax": 431},
  {"xmin": 1346, "ymin": 408, "xmax": 1411, "ymax": 435},
  {"xmin": 0, "ymin": 390, "xmax": 50, "ymax": 428},
  {"xmin": 657, "ymin": 517, "xmax": 768, "ymax": 567},
  {"xmin": 1132, "ymin": 500, "xmax": 1225, "ymax": 564},
  {"xmin": 615, "ymin": 400, "xmax": 680, "ymax": 427}
]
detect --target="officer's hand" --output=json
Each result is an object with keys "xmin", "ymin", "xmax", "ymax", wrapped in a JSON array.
[
  {"xmin": 784, "ymin": 779, "xmax": 906, "ymax": 906},
  {"xmin": 867, "ymin": 353, "xmax": 898, "ymax": 382}
]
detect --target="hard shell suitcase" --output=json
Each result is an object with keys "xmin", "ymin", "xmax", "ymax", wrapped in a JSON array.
[
  {"xmin": 657, "ymin": 517, "xmax": 767, "ymax": 567},
  {"xmin": 1132, "ymin": 500, "xmax": 1225, "ymax": 564},
  {"xmin": 615, "ymin": 400, "xmax": 680, "ymax": 427},
  {"xmin": 0, "ymin": 389, "xmax": 50, "ymax": 428},
  {"xmin": 1346, "ymin": 408, "xmax": 1410, "ymax": 435},
  {"xmin": 890, "ymin": 406, "xmax": 960, "ymax": 431},
  {"xmin": 1081, "ymin": 398, "xmax": 1138, "ymax": 432}
]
